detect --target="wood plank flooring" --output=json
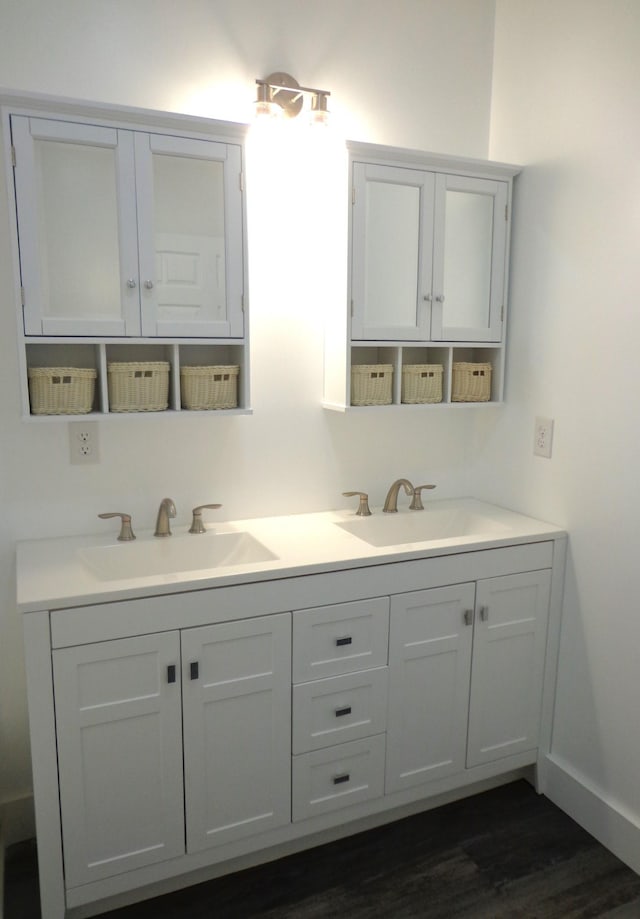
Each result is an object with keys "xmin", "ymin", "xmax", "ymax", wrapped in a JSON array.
[{"xmin": 5, "ymin": 780, "xmax": 640, "ymax": 918}]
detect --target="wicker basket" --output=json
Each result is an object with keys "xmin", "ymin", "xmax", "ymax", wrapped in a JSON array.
[
  {"xmin": 451, "ymin": 362, "xmax": 492, "ymax": 402},
  {"xmin": 351, "ymin": 364, "xmax": 393, "ymax": 406},
  {"xmin": 401, "ymin": 364, "xmax": 443, "ymax": 404},
  {"xmin": 28, "ymin": 367, "xmax": 96, "ymax": 415},
  {"xmin": 180, "ymin": 365, "xmax": 239, "ymax": 410},
  {"xmin": 107, "ymin": 361, "xmax": 170, "ymax": 412}
]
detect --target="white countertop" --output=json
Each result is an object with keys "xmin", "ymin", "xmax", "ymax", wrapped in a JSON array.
[{"xmin": 16, "ymin": 498, "xmax": 565, "ymax": 613}]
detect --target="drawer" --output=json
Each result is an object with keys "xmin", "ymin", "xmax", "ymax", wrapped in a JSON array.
[
  {"xmin": 292, "ymin": 597, "xmax": 389, "ymax": 682},
  {"xmin": 292, "ymin": 734, "xmax": 386, "ymax": 822},
  {"xmin": 292, "ymin": 667, "xmax": 388, "ymax": 754}
]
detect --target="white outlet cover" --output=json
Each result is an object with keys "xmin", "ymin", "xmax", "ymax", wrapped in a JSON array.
[
  {"xmin": 534, "ymin": 416, "xmax": 554, "ymax": 459},
  {"xmin": 69, "ymin": 421, "xmax": 100, "ymax": 465}
]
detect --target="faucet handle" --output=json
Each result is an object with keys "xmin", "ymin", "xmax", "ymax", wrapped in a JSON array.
[
  {"xmin": 98, "ymin": 512, "xmax": 136, "ymax": 541},
  {"xmin": 189, "ymin": 504, "xmax": 222, "ymax": 534},
  {"xmin": 409, "ymin": 485, "xmax": 436, "ymax": 511},
  {"xmin": 342, "ymin": 491, "xmax": 372, "ymax": 517}
]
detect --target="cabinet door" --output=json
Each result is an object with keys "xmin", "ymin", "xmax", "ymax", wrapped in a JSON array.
[
  {"xmin": 135, "ymin": 133, "xmax": 244, "ymax": 338},
  {"xmin": 182, "ymin": 613, "xmax": 291, "ymax": 852},
  {"xmin": 386, "ymin": 584, "xmax": 475, "ymax": 793},
  {"xmin": 52, "ymin": 632, "xmax": 184, "ymax": 887},
  {"xmin": 351, "ymin": 163, "xmax": 434, "ymax": 340},
  {"xmin": 467, "ymin": 570, "xmax": 551, "ymax": 767},
  {"xmin": 12, "ymin": 115, "xmax": 141, "ymax": 336},
  {"xmin": 431, "ymin": 174, "xmax": 507, "ymax": 342}
]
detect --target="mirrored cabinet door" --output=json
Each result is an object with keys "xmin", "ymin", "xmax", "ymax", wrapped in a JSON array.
[
  {"xmin": 135, "ymin": 133, "xmax": 244, "ymax": 338},
  {"xmin": 431, "ymin": 174, "xmax": 507, "ymax": 342},
  {"xmin": 12, "ymin": 116, "xmax": 141, "ymax": 336},
  {"xmin": 351, "ymin": 164, "xmax": 434, "ymax": 341}
]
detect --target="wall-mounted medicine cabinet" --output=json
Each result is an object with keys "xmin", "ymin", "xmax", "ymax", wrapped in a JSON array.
[
  {"xmin": 2, "ymin": 93, "xmax": 250, "ymax": 418},
  {"xmin": 324, "ymin": 141, "xmax": 520, "ymax": 410}
]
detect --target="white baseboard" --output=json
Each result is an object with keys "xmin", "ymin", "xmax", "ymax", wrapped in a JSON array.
[{"xmin": 543, "ymin": 754, "xmax": 640, "ymax": 875}]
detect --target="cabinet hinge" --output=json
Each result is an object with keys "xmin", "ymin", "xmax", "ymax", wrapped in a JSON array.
[
  {"xmin": 501, "ymin": 304, "xmax": 504, "ymax": 322},
  {"xmin": 239, "ymin": 171, "xmax": 244, "ymax": 192},
  {"xmin": 352, "ymin": 186, "xmax": 356, "ymax": 206},
  {"xmin": 11, "ymin": 145, "xmax": 16, "ymax": 167},
  {"xmin": 241, "ymin": 293, "xmax": 245, "ymax": 311},
  {"xmin": 350, "ymin": 298, "xmax": 354, "ymax": 316},
  {"xmin": 20, "ymin": 286, "xmax": 25, "ymax": 307},
  {"xmin": 505, "ymin": 203, "xmax": 508, "ymax": 221}
]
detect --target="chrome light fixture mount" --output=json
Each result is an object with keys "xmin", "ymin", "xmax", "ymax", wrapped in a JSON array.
[{"xmin": 255, "ymin": 72, "xmax": 330, "ymax": 123}]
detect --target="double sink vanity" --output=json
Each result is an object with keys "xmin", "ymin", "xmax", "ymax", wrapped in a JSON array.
[{"xmin": 18, "ymin": 493, "xmax": 566, "ymax": 919}]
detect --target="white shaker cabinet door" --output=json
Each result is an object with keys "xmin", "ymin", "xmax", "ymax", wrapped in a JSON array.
[
  {"xmin": 52, "ymin": 632, "xmax": 185, "ymax": 888},
  {"xmin": 134, "ymin": 132, "xmax": 244, "ymax": 338},
  {"xmin": 182, "ymin": 613, "xmax": 291, "ymax": 852},
  {"xmin": 385, "ymin": 583, "xmax": 475, "ymax": 793},
  {"xmin": 467, "ymin": 569, "xmax": 551, "ymax": 767},
  {"xmin": 12, "ymin": 115, "xmax": 141, "ymax": 337}
]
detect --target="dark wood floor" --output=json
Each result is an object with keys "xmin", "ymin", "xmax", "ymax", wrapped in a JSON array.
[{"xmin": 5, "ymin": 780, "xmax": 640, "ymax": 918}]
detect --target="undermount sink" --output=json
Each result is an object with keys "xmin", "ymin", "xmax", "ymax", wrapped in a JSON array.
[
  {"xmin": 78, "ymin": 531, "xmax": 278, "ymax": 581},
  {"xmin": 336, "ymin": 508, "xmax": 510, "ymax": 548}
]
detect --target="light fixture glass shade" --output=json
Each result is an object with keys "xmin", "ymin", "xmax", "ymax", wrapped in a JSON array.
[{"xmin": 310, "ymin": 92, "xmax": 330, "ymax": 126}]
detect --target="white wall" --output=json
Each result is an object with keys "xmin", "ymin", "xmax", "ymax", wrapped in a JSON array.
[
  {"xmin": 0, "ymin": 0, "xmax": 496, "ymax": 840},
  {"xmin": 484, "ymin": 0, "xmax": 640, "ymax": 866}
]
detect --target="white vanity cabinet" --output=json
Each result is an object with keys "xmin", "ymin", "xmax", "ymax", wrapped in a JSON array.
[
  {"xmin": 324, "ymin": 142, "xmax": 520, "ymax": 410},
  {"xmin": 20, "ymin": 527, "xmax": 565, "ymax": 919},
  {"xmin": 2, "ymin": 95, "xmax": 250, "ymax": 416}
]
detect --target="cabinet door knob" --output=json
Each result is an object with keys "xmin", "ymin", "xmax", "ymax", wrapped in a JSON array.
[
  {"xmin": 126, "ymin": 279, "xmax": 137, "ymax": 289},
  {"xmin": 190, "ymin": 661, "xmax": 199, "ymax": 680},
  {"xmin": 423, "ymin": 293, "xmax": 432, "ymax": 302},
  {"xmin": 167, "ymin": 664, "xmax": 176, "ymax": 684},
  {"xmin": 463, "ymin": 609, "xmax": 473, "ymax": 626},
  {"xmin": 435, "ymin": 294, "xmax": 445, "ymax": 302},
  {"xmin": 479, "ymin": 605, "xmax": 489, "ymax": 622},
  {"xmin": 144, "ymin": 280, "xmax": 154, "ymax": 290}
]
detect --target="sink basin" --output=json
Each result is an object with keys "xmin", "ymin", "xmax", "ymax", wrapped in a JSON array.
[
  {"xmin": 336, "ymin": 509, "xmax": 510, "ymax": 548},
  {"xmin": 78, "ymin": 531, "xmax": 278, "ymax": 581}
]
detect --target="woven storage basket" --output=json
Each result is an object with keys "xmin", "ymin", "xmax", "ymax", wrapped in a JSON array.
[
  {"xmin": 180, "ymin": 365, "xmax": 239, "ymax": 410},
  {"xmin": 107, "ymin": 361, "xmax": 169, "ymax": 412},
  {"xmin": 401, "ymin": 364, "xmax": 443, "ymax": 404},
  {"xmin": 351, "ymin": 364, "xmax": 393, "ymax": 406},
  {"xmin": 28, "ymin": 367, "xmax": 96, "ymax": 415},
  {"xmin": 451, "ymin": 362, "xmax": 492, "ymax": 402}
]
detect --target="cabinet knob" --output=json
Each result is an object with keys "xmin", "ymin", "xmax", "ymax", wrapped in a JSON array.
[
  {"xmin": 435, "ymin": 294, "xmax": 445, "ymax": 302},
  {"xmin": 423, "ymin": 293, "xmax": 432, "ymax": 302},
  {"xmin": 144, "ymin": 280, "xmax": 154, "ymax": 290},
  {"xmin": 479, "ymin": 605, "xmax": 489, "ymax": 622},
  {"xmin": 126, "ymin": 279, "xmax": 137, "ymax": 289},
  {"xmin": 463, "ymin": 609, "xmax": 473, "ymax": 626}
]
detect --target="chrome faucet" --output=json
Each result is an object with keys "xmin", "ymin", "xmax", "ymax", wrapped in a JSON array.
[
  {"xmin": 383, "ymin": 478, "xmax": 415, "ymax": 513},
  {"xmin": 154, "ymin": 497, "xmax": 176, "ymax": 537}
]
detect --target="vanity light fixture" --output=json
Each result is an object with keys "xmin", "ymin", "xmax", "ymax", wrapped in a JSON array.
[{"xmin": 255, "ymin": 72, "xmax": 330, "ymax": 124}]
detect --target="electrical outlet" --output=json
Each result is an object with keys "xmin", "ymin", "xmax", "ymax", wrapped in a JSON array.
[
  {"xmin": 533, "ymin": 416, "xmax": 554, "ymax": 458},
  {"xmin": 69, "ymin": 422, "xmax": 100, "ymax": 465}
]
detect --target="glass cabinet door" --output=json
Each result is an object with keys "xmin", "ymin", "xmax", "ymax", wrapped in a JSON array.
[
  {"xmin": 135, "ymin": 133, "xmax": 244, "ymax": 338},
  {"xmin": 431, "ymin": 174, "xmax": 507, "ymax": 342},
  {"xmin": 351, "ymin": 164, "xmax": 434, "ymax": 341},
  {"xmin": 12, "ymin": 116, "xmax": 141, "ymax": 336}
]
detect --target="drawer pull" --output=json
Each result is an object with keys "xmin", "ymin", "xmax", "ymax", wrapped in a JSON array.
[
  {"xmin": 167, "ymin": 664, "xmax": 176, "ymax": 684},
  {"xmin": 333, "ymin": 773, "xmax": 350, "ymax": 785},
  {"xmin": 190, "ymin": 661, "xmax": 199, "ymax": 680},
  {"xmin": 335, "ymin": 706, "xmax": 352, "ymax": 718},
  {"xmin": 335, "ymin": 636, "xmax": 352, "ymax": 647},
  {"xmin": 479, "ymin": 605, "xmax": 489, "ymax": 622}
]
